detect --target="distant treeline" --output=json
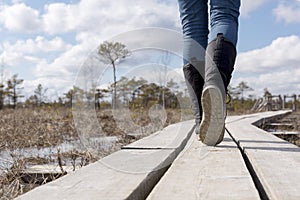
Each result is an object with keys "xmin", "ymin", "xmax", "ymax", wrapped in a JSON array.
[{"xmin": 1, "ymin": 74, "xmax": 298, "ymax": 112}]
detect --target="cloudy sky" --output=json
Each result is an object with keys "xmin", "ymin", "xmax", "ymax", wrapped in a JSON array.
[{"xmin": 0, "ymin": 0, "xmax": 300, "ymax": 101}]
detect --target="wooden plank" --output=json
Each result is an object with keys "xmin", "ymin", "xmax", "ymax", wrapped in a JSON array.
[
  {"xmin": 123, "ymin": 120, "xmax": 195, "ymax": 149},
  {"xmin": 147, "ymin": 133, "xmax": 260, "ymax": 200},
  {"xmin": 17, "ymin": 149, "xmax": 174, "ymax": 200},
  {"xmin": 226, "ymin": 111, "xmax": 300, "ymax": 200}
]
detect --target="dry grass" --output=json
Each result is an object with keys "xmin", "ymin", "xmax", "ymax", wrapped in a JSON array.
[
  {"xmin": 0, "ymin": 107, "xmax": 76, "ymax": 150},
  {"xmin": 0, "ymin": 106, "xmax": 191, "ymax": 199}
]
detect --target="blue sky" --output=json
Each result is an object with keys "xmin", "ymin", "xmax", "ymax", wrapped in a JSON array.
[
  {"xmin": 238, "ymin": 0, "xmax": 300, "ymax": 52},
  {"xmin": 0, "ymin": 0, "xmax": 300, "ymax": 101}
]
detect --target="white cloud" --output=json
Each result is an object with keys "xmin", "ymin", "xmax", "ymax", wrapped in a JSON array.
[
  {"xmin": 0, "ymin": 3, "xmax": 42, "ymax": 33},
  {"xmin": 232, "ymin": 68, "xmax": 300, "ymax": 97},
  {"xmin": 2, "ymin": 36, "xmax": 72, "ymax": 54},
  {"xmin": 20, "ymin": 47, "xmax": 83, "ymax": 100},
  {"xmin": 240, "ymin": 0, "xmax": 270, "ymax": 17},
  {"xmin": 42, "ymin": 0, "xmax": 180, "ymax": 35},
  {"xmin": 33, "ymin": 44, "xmax": 86, "ymax": 79},
  {"xmin": 273, "ymin": 1, "xmax": 300, "ymax": 24},
  {"xmin": 42, "ymin": 2, "xmax": 75, "ymax": 34},
  {"xmin": 233, "ymin": 35, "xmax": 300, "ymax": 96},
  {"xmin": 236, "ymin": 35, "xmax": 300, "ymax": 73},
  {"xmin": 0, "ymin": 36, "xmax": 72, "ymax": 67},
  {"xmin": 0, "ymin": 35, "xmax": 75, "ymax": 99}
]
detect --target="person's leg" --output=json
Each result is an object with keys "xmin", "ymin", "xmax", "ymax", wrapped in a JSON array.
[
  {"xmin": 209, "ymin": 0, "xmax": 240, "ymax": 46},
  {"xmin": 199, "ymin": 0, "xmax": 240, "ymax": 145},
  {"xmin": 208, "ymin": 0, "xmax": 240, "ymax": 90},
  {"xmin": 178, "ymin": 0, "xmax": 209, "ymax": 54},
  {"xmin": 178, "ymin": 0, "xmax": 208, "ymax": 127}
]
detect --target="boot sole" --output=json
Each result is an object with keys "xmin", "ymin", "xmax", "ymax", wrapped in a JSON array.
[{"xmin": 199, "ymin": 86, "xmax": 224, "ymax": 146}]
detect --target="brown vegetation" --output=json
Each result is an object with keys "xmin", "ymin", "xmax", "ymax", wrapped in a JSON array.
[{"xmin": 0, "ymin": 107, "xmax": 190, "ymax": 199}]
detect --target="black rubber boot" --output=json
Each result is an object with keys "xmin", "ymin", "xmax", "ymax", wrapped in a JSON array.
[
  {"xmin": 199, "ymin": 33, "xmax": 237, "ymax": 146},
  {"xmin": 183, "ymin": 62, "xmax": 205, "ymax": 132},
  {"xmin": 210, "ymin": 33, "xmax": 236, "ymax": 91}
]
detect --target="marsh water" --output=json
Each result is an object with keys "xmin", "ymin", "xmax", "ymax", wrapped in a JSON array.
[{"xmin": 0, "ymin": 136, "xmax": 118, "ymax": 173}]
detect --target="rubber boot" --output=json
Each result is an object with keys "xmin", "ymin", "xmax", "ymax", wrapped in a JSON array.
[
  {"xmin": 199, "ymin": 33, "xmax": 236, "ymax": 146},
  {"xmin": 183, "ymin": 61, "xmax": 205, "ymax": 133}
]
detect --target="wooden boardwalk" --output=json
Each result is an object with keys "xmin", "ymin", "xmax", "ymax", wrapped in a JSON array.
[
  {"xmin": 226, "ymin": 111, "xmax": 300, "ymax": 200},
  {"xmin": 17, "ymin": 110, "xmax": 300, "ymax": 200}
]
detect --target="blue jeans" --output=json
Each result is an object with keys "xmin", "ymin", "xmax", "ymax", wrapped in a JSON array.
[
  {"xmin": 179, "ymin": 0, "xmax": 240, "ymax": 125},
  {"xmin": 178, "ymin": 0, "xmax": 240, "ymax": 64}
]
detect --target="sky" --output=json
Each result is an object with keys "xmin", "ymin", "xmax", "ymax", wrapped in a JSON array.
[{"xmin": 0, "ymin": 0, "xmax": 300, "ymax": 101}]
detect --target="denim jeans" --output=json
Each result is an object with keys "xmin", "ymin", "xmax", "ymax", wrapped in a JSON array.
[
  {"xmin": 178, "ymin": 0, "xmax": 240, "ymax": 125},
  {"xmin": 178, "ymin": 0, "xmax": 240, "ymax": 64}
]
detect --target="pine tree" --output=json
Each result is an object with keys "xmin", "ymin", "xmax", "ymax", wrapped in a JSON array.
[{"xmin": 97, "ymin": 41, "xmax": 131, "ymax": 109}]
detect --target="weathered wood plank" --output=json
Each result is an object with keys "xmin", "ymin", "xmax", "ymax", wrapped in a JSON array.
[
  {"xmin": 147, "ymin": 133, "xmax": 260, "ymax": 200},
  {"xmin": 226, "ymin": 110, "xmax": 300, "ymax": 200},
  {"xmin": 123, "ymin": 120, "xmax": 195, "ymax": 149}
]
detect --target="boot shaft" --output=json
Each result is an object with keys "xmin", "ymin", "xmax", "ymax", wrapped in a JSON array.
[{"xmin": 205, "ymin": 33, "xmax": 237, "ymax": 91}]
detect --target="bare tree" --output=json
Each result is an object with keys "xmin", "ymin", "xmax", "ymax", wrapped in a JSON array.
[
  {"xmin": 0, "ymin": 83, "xmax": 4, "ymax": 109},
  {"xmin": 64, "ymin": 88, "xmax": 76, "ymax": 107},
  {"xmin": 236, "ymin": 81, "xmax": 253, "ymax": 102},
  {"xmin": 34, "ymin": 84, "xmax": 48, "ymax": 106},
  {"xmin": 25, "ymin": 94, "xmax": 38, "ymax": 106},
  {"xmin": 95, "ymin": 88, "xmax": 109, "ymax": 110},
  {"xmin": 6, "ymin": 74, "xmax": 24, "ymax": 109},
  {"xmin": 0, "ymin": 60, "xmax": 5, "ymax": 109},
  {"xmin": 97, "ymin": 41, "xmax": 131, "ymax": 109},
  {"xmin": 64, "ymin": 86, "xmax": 84, "ymax": 107}
]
